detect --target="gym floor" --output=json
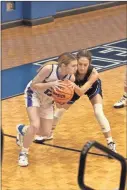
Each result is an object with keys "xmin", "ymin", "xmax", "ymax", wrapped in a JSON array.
[{"xmin": 2, "ymin": 4, "xmax": 127, "ymax": 190}]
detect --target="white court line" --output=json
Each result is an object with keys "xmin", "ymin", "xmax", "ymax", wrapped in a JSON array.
[
  {"xmin": 99, "ymin": 48, "xmax": 126, "ymax": 54},
  {"xmin": 103, "ymin": 45, "xmax": 127, "ymax": 50},
  {"xmin": 92, "ymin": 56, "xmax": 126, "ymax": 63},
  {"xmin": 105, "ymin": 62, "xmax": 125, "ymax": 68},
  {"xmin": 33, "ymin": 63, "xmax": 43, "ymax": 66},
  {"xmin": 103, "ymin": 39, "xmax": 126, "ymax": 45},
  {"xmin": 32, "ymin": 39, "xmax": 126, "ymax": 66},
  {"xmin": 88, "ymin": 39, "xmax": 126, "ymax": 51},
  {"xmin": 92, "ymin": 64, "xmax": 104, "ymax": 68},
  {"xmin": 33, "ymin": 56, "xmax": 58, "ymax": 65}
]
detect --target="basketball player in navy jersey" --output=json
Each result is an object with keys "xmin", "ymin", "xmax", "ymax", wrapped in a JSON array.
[
  {"xmin": 71, "ymin": 49, "xmax": 116, "ymax": 152},
  {"xmin": 16, "ymin": 52, "xmax": 77, "ymax": 167},
  {"xmin": 35, "ymin": 49, "xmax": 116, "ymax": 153}
]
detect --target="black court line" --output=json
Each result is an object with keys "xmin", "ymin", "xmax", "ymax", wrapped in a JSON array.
[{"xmin": 4, "ymin": 133, "xmax": 109, "ymax": 158}]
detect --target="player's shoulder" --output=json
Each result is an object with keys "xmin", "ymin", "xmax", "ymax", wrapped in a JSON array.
[
  {"xmin": 70, "ymin": 74, "xmax": 75, "ymax": 82},
  {"xmin": 43, "ymin": 61, "xmax": 58, "ymax": 70}
]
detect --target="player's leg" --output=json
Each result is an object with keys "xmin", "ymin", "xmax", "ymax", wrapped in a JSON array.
[
  {"xmin": 34, "ymin": 103, "xmax": 54, "ymax": 143},
  {"xmin": 34, "ymin": 118, "xmax": 54, "ymax": 143},
  {"xmin": 34, "ymin": 103, "xmax": 71, "ymax": 142},
  {"xmin": 114, "ymin": 72, "xmax": 127, "ymax": 108},
  {"xmin": 53, "ymin": 103, "xmax": 70, "ymax": 130},
  {"xmin": 17, "ymin": 106, "xmax": 40, "ymax": 166},
  {"xmin": 51, "ymin": 96, "xmax": 78, "ymax": 132},
  {"xmin": 16, "ymin": 88, "xmax": 41, "ymax": 166},
  {"xmin": 90, "ymin": 94, "xmax": 116, "ymax": 152}
]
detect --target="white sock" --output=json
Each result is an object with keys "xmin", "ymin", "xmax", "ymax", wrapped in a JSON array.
[
  {"xmin": 21, "ymin": 147, "xmax": 29, "ymax": 154},
  {"xmin": 23, "ymin": 125, "xmax": 29, "ymax": 135},
  {"xmin": 106, "ymin": 137, "xmax": 113, "ymax": 144}
]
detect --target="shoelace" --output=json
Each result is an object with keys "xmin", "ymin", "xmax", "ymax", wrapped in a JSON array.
[
  {"xmin": 20, "ymin": 152, "xmax": 27, "ymax": 158},
  {"xmin": 108, "ymin": 142, "xmax": 115, "ymax": 150},
  {"xmin": 117, "ymin": 97, "xmax": 126, "ymax": 103}
]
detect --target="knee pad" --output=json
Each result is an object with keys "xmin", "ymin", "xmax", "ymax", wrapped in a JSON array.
[{"xmin": 94, "ymin": 103, "xmax": 110, "ymax": 133}]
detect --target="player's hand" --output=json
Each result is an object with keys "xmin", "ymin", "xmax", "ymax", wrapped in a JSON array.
[
  {"xmin": 51, "ymin": 80, "xmax": 66, "ymax": 92},
  {"xmin": 63, "ymin": 80, "xmax": 75, "ymax": 89}
]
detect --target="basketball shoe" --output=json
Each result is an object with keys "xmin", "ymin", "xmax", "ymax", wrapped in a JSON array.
[
  {"xmin": 18, "ymin": 152, "xmax": 28, "ymax": 166},
  {"xmin": 16, "ymin": 124, "xmax": 28, "ymax": 147},
  {"xmin": 107, "ymin": 141, "xmax": 116, "ymax": 159},
  {"xmin": 107, "ymin": 142, "xmax": 116, "ymax": 152},
  {"xmin": 114, "ymin": 96, "xmax": 127, "ymax": 108},
  {"xmin": 34, "ymin": 134, "xmax": 53, "ymax": 144}
]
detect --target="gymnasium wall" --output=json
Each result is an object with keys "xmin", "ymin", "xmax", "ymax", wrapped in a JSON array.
[
  {"xmin": 1, "ymin": 1, "xmax": 114, "ymax": 28},
  {"xmin": 2, "ymin": 1, "xmax": 105, "ymax": 22},
  {"xmin": 1, "ymin": 2, "xmax": 23, "ymax": 22}
]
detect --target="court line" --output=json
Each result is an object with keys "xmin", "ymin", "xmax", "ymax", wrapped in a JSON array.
[
  {"xmin": 103, "ymin": 39, "xmax": 126, "ymax": 45},
  {"xmin": 31, "ymin": 38, "xmax": 126, "ymax": 66},
  {"xmin": 4, "ymin": 133, "xmax": 109, "ymax": 158},
  {"xmin": 2, "ymin": 39, "xmax": 126, "ymax": 100},
  {"xmin": 103, "ymin": 45, "xmax": 127, "ymax": 50}
]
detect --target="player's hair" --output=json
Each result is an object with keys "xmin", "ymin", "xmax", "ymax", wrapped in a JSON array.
[
  {"xmin": 37, "ymin": 52, "xmax": 76, "ymax": 73},
  {"xmin": 58, "ymin": 52, "xmax": 76, "ymax": 66},
  {"xmin": 77, "ymin": 49, "xmax": 92, "ymax": 64}
]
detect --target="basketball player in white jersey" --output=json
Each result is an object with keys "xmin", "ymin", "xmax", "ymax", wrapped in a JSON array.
[
  {"xmin": 16, "ymin": 52, "xmax": 77, "ymax": 167},
  {"xmin": 114, "ymin": 71, "xmax": 127, "ymax": 108},
  {"xmin": 35, "ymin": 49, "xmax": 116, "ymax": 153}
]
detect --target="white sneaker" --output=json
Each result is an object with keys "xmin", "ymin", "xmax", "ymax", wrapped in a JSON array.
[
  {"xmin": 114, "ymin": 96, "xmax": 127, "ymax": 108},
  {"xmin": 34, "ymin": 134, "xmax": 53, "ymax": 144},
  {"xmin": 18, "ymin": 152, "xmax": 28, "ymax": 167},
  {"xmin": 16, "ymin": 124, "xmax": 28, "ymax": 147},
  {"xmin": 107, "ymin": 142, "xmax": 116, "ymax": 152}
]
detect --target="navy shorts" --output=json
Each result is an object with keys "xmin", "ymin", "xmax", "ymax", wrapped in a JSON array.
[{"xmin": 68, "ymin": 79, "xmax": 102, "ymax": 104}]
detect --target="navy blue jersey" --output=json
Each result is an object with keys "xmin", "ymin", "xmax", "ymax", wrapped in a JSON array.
[
  {"xmin": 69, "ymin": 65, "xmax": 102, "ymax": 104},
  {"xmin": 75, "ymin": 65, "xmax": 94, "ymax": 86}
]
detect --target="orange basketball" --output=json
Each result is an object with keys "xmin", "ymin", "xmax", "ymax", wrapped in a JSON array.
[{"xmin": 52, "ymin": 80, "xmax": 74, "ymax": 104}]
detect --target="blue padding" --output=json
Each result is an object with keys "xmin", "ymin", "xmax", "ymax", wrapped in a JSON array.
[
  {"xmin": 1, "ymin": 2, "xmax": 23, "ymax": 22},
  {"xmin": 2, "ymin": 63, "xmax": 40, "ymax": 99}
]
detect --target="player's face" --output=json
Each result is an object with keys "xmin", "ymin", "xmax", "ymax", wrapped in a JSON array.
[
  {"xmin": 77, "ymin": 57, "xmax": 90, "ymax": 74},
  {"xmin": 64, "ymin": 60, "xmax": 77, "ymax": 75}
]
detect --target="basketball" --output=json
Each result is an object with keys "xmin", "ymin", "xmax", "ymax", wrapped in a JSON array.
[{"xmin": 52, "ymin": 80, "xmax": 74, "ymax": 104}]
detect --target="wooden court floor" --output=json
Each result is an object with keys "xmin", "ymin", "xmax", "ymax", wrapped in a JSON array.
[
  {"xmin": 2, "ymin": 4, "xmax": 126, "ymax": 70},
  {"xmin": 2, "ymin": 66, "xmax": 126, "ymax": 190},
  {"xmin": 2, "ymin": 4, "xmax": 127, "ymax": 190}
]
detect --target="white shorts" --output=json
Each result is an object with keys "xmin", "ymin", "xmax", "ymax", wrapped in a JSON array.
[{"xmin": 24, "ymin": 86, "xmax": 54, "ymax": 120}]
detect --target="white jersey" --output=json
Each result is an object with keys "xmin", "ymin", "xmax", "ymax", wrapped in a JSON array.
[
  {"xmin": 24, "ymin": 64, "xmax": 71, "ymax": 107},
  {"xmin": 44, "ymin": 64, "xmax": 71, "ymax": 82}
]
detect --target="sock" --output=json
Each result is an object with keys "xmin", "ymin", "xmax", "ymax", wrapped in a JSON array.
[
  {"xmin": 21, "ymin": 147, "xmax": 29, "ymax": 154},
  {"xmin": 106, "ymin": 137, "xmax": 113, "ymax": 144},
  {"xmin": 23, "ymin": 125, "xmax": 29, "ymax": 135}
]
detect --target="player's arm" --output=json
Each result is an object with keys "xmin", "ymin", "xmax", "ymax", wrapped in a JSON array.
[
  {"xmin": 69, "ymin": 75, "xmax": 84, "ymax": 96},
  {"xmin": 73, "ymin": 68, "xmax": 99, "ymax": 96},
  {"xmin": 30, "ymin": 65, "xmax": 58, "ymax": 91},
  {"xmin": 81, "ymin": 68, "xmax": 99, "ymax": 93}
]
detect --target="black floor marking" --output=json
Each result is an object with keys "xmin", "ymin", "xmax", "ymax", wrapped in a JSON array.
[{"xmin": 4, "ymin": 133, "xmax": 109, "ymax": 158}]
